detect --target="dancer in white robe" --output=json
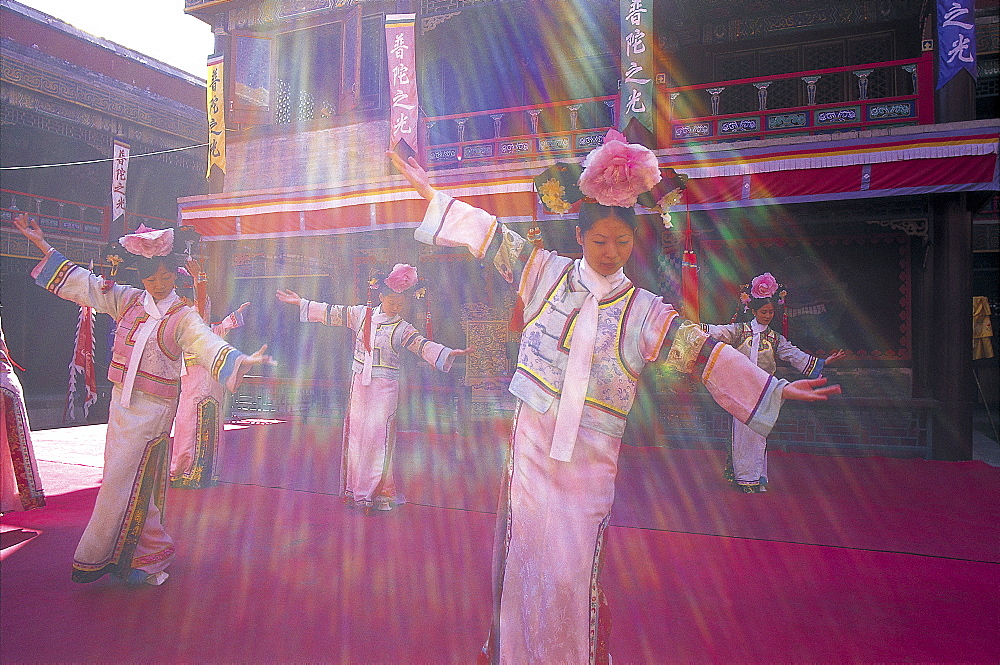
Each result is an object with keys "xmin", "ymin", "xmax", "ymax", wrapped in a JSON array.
[
  {"xmin": 171, "ymin": 262, "xmax": 249, "ymax": 489},
  {"xmin": 14, "ymin": 214, "xmax": 272, "ymax": 585},
  {"xmin": 703, "ymin": 280, "xmax": 845, "ymax": 491},
  {"xmin": 276, "ymin": 264, "xmax": 471, "ymax": 511},
  {"xmin": 0, "ymin": 312, "xmax": 45, "ymax": 513},
  {"xmin": 390, "ymin": 145, "xmax": 841, "ymax": 664}
]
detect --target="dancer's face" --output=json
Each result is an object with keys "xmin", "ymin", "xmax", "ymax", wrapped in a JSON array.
[
  {"xmin": 380, "ymin": 291, "xmax": 406, "ymax": 317},
  {"xmin": 142, "ymin": 264, "xmax": 177, "ymax": 302},
  {"xmin": 753, "ymin": 302, "xmax": 775, "ymax": 326},
  {"xmin": 575, "ymin": 216, "xmax": 634, "ymax": 276}
]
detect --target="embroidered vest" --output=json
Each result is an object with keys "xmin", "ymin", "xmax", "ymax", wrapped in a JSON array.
[
  {"xmin": 509, "ymin": 259, "xmax": 658, "ymax": 438},
  {"xmin": 107, "ymin": 293, "xmax": 187, "ymax": 399},
  {"xmin": 349, "ymin": 318, "xmax": 415, "ymax": 381},
  {"xmin": 726, "ymin": 323, "xmax": 780, "ymax": 375}
]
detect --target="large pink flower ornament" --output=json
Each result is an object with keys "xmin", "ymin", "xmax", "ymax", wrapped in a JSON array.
[
  {"xmin": 119, "ymin": 225, "xmax": 174, "ymax": 258},
  {"xmin": 750, "ymin": 272, "xmax": 779, "ymax": 299},
  {"xmin": 578, "ymin": 129, "xmax": 661, "ymax": 208},
  {"xmin": 384, "ymin": 263, "xmax": 418, "ymax": 293}
]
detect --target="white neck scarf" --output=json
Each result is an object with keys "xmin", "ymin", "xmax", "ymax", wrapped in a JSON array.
[
  {"xmin": 120, "ymin": 290, "xmax": 177, "ymax": 408},
  {"xmin": 748, "ymin": 319, "xmax": 768, "ymax": 365},
  {"xmin": 549, "ymin": 258, "xmax": 625, "ymax": 462},
  {"xmin": 360, "ymin": 306, "xmax": 391, "ymax": 386}
]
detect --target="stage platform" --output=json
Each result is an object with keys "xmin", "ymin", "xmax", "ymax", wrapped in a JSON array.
[{"xmin": 2, "ymin": 418, "xmax": 998, "ymax": 662}]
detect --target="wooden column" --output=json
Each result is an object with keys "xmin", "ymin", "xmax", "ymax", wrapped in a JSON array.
[{"xmin": 929, "ymin": 193, "xmax": 974, "ymax": 460}]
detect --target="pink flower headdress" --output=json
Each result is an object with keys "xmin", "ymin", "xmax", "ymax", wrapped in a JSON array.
[
  {"xmin": 384, "ymin": 263, "xmax": 418, "ymax": 293},
  {"xmin": 533, "ymin": 131, "xmax": 688, "ymax": 232},
  {"xmin": 119, "ymin": 224, "xmax": 174, "ymax": 258},
  {"xmin": 578, "ymin": 129, "xmax": 661, "ymax": 208},
  {"xmin": 750, "ymin": 272, "xmax": 779, "ymax": 299}
]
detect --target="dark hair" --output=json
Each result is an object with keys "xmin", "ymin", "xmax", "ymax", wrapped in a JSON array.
[
  {"xmin": 748, "ymin": 296, "xmax": 775, "ymax": 312},
  {"xmin": 577, "ymin": 201, "xmax": 638, "ymax": 234},
  {"xmin": 135, "ymin": 254, "xmax": 182, "ymax": 280}
]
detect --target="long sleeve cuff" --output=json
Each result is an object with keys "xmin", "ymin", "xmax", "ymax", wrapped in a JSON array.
[
  {"xmin": 31, "ymin": 249, "xmax": 78, "ymax": 292},
  {"xmin": 414, "ymin": 191, "xmax": 498, "ymax": 259},
  {"xmin": 744, "ymin": 377, "xmax": 788, "ymax": 437}
]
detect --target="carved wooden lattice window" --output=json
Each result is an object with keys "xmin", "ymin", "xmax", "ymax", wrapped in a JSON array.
[
  {"xmin": 715, "ymin": 51, "xmax": 757, "ymax": 114},
  {"xmin": 227, "ymin": 7, "xmax": 364, "ymax": 127},
  {"xmin": 848, "ymin": 33, "xmax": 895, "ymax": 100},
  {"xmin": 802, "ymin": 41, "xmax": 845, "ymax": 105},
  {"xmin": 758, "ymin": 47, "xmax": 800, "ymax": 109}
]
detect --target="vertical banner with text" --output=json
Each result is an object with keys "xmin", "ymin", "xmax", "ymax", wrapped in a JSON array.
[
  {"xmin": 936, "ymin": 0, "xmax": 977, "ymax": 89},
  {"xmin": 385, "ymin": 14, "xmax": 418, "ymax": 154},
  {"xmin": 207, "ymin": 54, "xmax": 227, "ymax": 177},
  {"xmin": 111, "ymin": 139, "xmax": 129, "ymax": 222},
  {"xmin": 619, "ymin": 0, "xmax": 653, "ymax": 136}
]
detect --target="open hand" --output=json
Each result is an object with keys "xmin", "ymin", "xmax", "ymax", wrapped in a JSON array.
[
  {"xmin": 825, "ymin": 350, "xmax": 847, "ymax": 365},
  {"xmin": 236, "ymin": 302, "xmax": 251, "ymax": 315},
  {"xmin": 244, "ymin": 344, "xmax": 276, "ymax": 368},
  {"xmin": 387, "ymin": 152, "xmax": 436, "ymax": 201},
  {"xmin": 449, "ymin": 347, "xmax": 475, "ymax": 358},
  {"xmin": 275, "ymin": 289, "xmax": 302, "ymax": 306},
  {"xmin": 12, "ymin": 213, "xmax": 52, "ymax": 254},
  {"xmin": 782, "ymin": 377, "xmax": 841, "ymax": 402}
]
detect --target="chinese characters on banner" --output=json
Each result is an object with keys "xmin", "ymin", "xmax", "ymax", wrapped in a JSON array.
[
  {"xmin": 619, "ymin": 0, "xmax": 653, "ymax": 134},
  {"xmin": 111, "ymin": 139, "xmax": 129, "ymax": 222},
  {"xmin": 385, "ymin": 14, "xmax": 418, "ymax": 153},
  {"xmin": 937, "ymin": 0, "xmax": 977, "ymax": 89},
  {"xmin": 207, "ymin": 54, "xmax": 227, "ymax": 177}
]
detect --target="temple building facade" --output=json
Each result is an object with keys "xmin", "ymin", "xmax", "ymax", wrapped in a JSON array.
[
  {"xmin": 3, "ymin": 0, "xmax": 996, "ymax": 458},
  {"xmin": 0, "ymin": 0, "xmax": 208, "ymax": 424}
]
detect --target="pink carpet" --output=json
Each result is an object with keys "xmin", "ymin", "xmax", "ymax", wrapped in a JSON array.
[{"xmin": 1, "ymin": 419, "xmax": 997, "ymax": 662}]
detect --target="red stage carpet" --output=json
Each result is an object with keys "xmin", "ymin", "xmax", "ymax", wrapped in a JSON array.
[{"xmin": 2, "ymin": 419, "xmax": 998, "ymax": 662}]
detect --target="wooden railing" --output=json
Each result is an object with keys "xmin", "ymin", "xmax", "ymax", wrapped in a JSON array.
[
  {"xmin": 0, "ymin": 189, "xmax": 178, "ymax": 243},
  {"xmin": 421, "ymin": 95, "xmax": 617, "ymax": 169},
  {"xmin": 421, "ymin": 52, "xmax": 935, "ymax": 167},
  {"xmin": 660, "ymin": 52, "xmax": 934, "ymax": 146},
  {"xmin": 1, "ymin": 189, "xmax": 109, "ymax": 241}
]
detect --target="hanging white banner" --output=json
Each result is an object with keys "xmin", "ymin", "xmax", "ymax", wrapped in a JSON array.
[
  {"xmin": 111, "ymin": 138, "xmax": 129, "ymax": 222},
  {"xmin": 385, "ymin": 14, "xmax": 418, "ymax": 153}
]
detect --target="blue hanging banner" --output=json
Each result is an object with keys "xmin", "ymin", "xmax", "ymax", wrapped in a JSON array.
[{"xmin": 936, "ymin": 0, "xmax": 977, "ymax": 90}]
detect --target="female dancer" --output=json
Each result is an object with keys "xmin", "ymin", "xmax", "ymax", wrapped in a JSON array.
[
  {"xmin": 0, "ymin": 312, "xmax": 46, "ymax": 513},
  {"xmin": 171, "ymin": 260, "xmax": 250, "ymax": 488},
  {"xmin": 276, "ymin": 264, "xmax": 471, "ymax": 511},
  {"xmin": 14, "ymin": 214, "xmax": 272, "ymax": 586},
  {"xmin": 389, "ymin": 144, "xmax": 841, "ymax": 664},
  {"xmin": 703, "ymin": 274, "xmax": 845, "ymax": 492}
]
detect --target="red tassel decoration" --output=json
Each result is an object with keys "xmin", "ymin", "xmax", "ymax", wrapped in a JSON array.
[
  {"xmin": 680, "ymin": 193, "xmax": 700, "ymax": 322},
  {"xmin": 361, "ymin": 275, "xmax": 376, "ymax": 352}
]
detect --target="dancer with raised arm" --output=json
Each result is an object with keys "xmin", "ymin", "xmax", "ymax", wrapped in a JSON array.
[
  {"xmin": 390, "ymin": 132, "xmax": 842, "ymax": 664},
  {"xmin": 703, "ymin": 274, "xmax": 846, "ymax": 492},
  {"xmin": 13, "ymin": 214, "xmax": 273, "ymax": 586},
  {"xmin": 276, "ymin": 264, "xmax": 471, "ymax": 511}
]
